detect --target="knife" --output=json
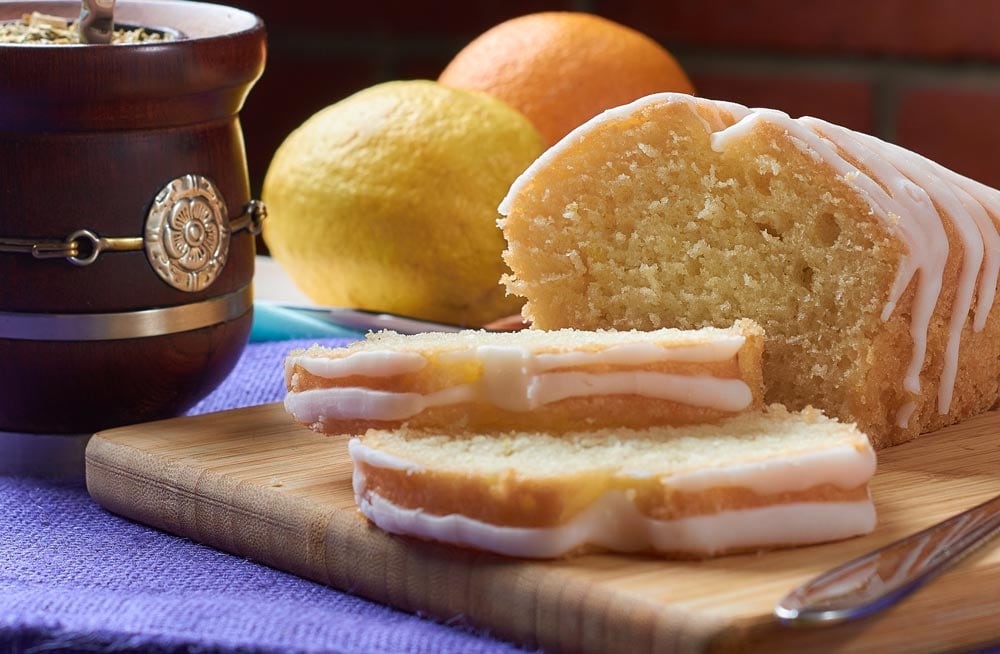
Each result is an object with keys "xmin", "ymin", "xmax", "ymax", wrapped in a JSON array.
[{"xmin": 775, "ymin": 491, "xmax": 1000, "ymax": 626}]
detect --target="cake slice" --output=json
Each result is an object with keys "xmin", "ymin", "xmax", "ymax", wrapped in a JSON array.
[
  {"xmin": 498, "ymin": 92, "xmax": 1000, "ymax": 449},
  {"xmin": 284, "ymin": 320, "xmax": 764, "ymax": 435},
  {"xmin": 350, "ymin": 405, "xmax": 877, "ymax": 558}
]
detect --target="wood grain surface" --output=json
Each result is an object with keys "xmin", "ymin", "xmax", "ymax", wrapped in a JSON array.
[{"xmin": 85, "ymin": 403, "xmax": 1000, "ymax": 653}]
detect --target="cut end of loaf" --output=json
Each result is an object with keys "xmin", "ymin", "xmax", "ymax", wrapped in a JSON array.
[{"xmin": 500, "ymin": 93, "xmax": 906, "ymax": 444}]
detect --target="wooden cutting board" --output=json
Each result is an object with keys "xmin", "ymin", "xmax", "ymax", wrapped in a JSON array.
[{"xmin": 85, "ymin": 403, "xmax": 1000, "ymax": 653}]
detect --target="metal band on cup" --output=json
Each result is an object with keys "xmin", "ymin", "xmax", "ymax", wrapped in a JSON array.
[
  {"xmin": 0, "ymin": 285, "xmax": 252, "ymax": 341},
  {"xmin": 0, "ymin": 174, "xmax": 266, "ymax": 292}
]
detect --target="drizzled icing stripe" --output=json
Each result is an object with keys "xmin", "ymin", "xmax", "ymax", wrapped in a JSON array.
[
  {"xmin": 499, "ymin": 92, "xmax": 1000, "ymax": 429},
  {"xmin": 284, "ymin": 371, "xmax": 753, "ymax": 424},
  {"xmin": 728, "ymin": 105, "xmax": 1000, "ymax": 427},
  {"xmin": 798, "ymin": 119, "xmax": 947, "ymax": 399},
  {"xmin": 733, "ymin": 110, "xmax": 1000, "ymax": 423},
  {"xmin": 943, "ymin": 174, "xmax": 1000, "ymax": 330},
  {"xmin": 289, "ymin": 350, "xmax": 427, "ymax": 379},
  {"xmin": 499, "ymin": 94, "xmax": 751, "ymax": 216},
  {"xmin": 789, "ymin": 118, "xmax": 997, "ymax": 421},
  {"xmin": 850, "ymin": 131, "xmax": 983, "ymax": 413},
  {"xmin": 356, "ymin": 490, "xmax": 876, "ymax": 558},
  {"xmin": 295, "ymin": 335, "xmax": 748, "ymax": 381},
  {"xmin": 707, "ymin": 105, "xmax": 989, "ymax": 424}
]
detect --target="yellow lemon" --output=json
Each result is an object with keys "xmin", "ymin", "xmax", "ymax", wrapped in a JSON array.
[{"xmin": 261, "ymin": 80, "xmax": 544, "ymax": 326}]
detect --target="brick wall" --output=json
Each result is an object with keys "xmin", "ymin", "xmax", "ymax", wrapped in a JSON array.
[{"xmin": 231, "ymin": 0, "xmax": 1000, "ymax": 195}]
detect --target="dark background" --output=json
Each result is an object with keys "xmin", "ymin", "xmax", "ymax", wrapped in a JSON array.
[{"xmin": 229, "ymin": 0, "xmax": 1000, "ymax": 197}]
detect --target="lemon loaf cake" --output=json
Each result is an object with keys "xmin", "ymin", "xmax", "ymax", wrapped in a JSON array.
[
  {"xmin": 350, "ymin": 405, "xmax": 877, "ymax": 558},
  {"xmin": 284, "ymin": 321, "xmax": 764, "ymax": 435},
  {"xmin": 499, "ymin": 93, "xmax": 1000, "ymax": 449}
]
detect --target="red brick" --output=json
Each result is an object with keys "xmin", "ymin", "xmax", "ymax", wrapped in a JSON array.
[
  {"xmin": 228, "ymin": 0, "xmax": 576, "ymax": 36},
  {"xmin": 691, "ymin": 72, "xmax": 875, "ymax": 134},
  {"xmin": 895, "ymin": 86, "xmax": 1000, "ymax": 189},
  {"xmin": 596, "ymin": 0, "xmax": 1000, "ymax": 61},
  {"xmin": 240, "ymin": 53, "xmax": 381, "ymax": 195}
]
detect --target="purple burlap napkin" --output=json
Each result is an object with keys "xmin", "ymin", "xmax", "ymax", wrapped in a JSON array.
[{"xmin": 1, "ymin": 338, "xmax": 532, "ymax": 654}]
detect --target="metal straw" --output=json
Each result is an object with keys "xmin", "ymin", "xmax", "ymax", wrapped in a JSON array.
[{"xmin": 78, "ymin": 0, "xmax": 115, "ymax": 44}]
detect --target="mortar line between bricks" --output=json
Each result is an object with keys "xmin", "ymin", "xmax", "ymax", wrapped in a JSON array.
[
  {"xmin": 267, "ymin": 33, "xmax": 1000, "ymax": 91},
  {"xmin": 873, "ymin": 77, "xmax": 898, "ymax": 143},
  {"xmin": 673, "ymin": 49, "xmax": 1000, "ymax": 88}
]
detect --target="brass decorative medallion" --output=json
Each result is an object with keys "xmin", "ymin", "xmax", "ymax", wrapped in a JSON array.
[{"xmin": 145, "ymin": 174, "xmax": 230, "ymax": 292}]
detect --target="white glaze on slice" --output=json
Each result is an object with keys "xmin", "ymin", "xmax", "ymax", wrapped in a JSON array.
[
  {"xmin": 663, "ymin": 443, "xmax": 876, "ymax": 494},
  {"xmin": 285, "ymin": 372, "xmax": 753, "ymax": 424},
  {"xmin": 285, "ymin": 385, "xmax": 476, "ymax": 423},
  {"xmin": 532, "ymin": 336, "xmax": 746, "ymax": 368},
  {"xmin": 349, "ymin": 440, "xmax": 425, "ymax": 474},
  {"xmin": 356, "ymin": 490, "xmax": 876, "ymax": 558},
  {"xmin": 299, "ymin": 334, "xmax": 748, "ymax": 381},
  {"xmin": 288, "ymin": 350, "xmax": 427, "ymax": 379},
  {"xmin": 287, "ymin": 328, "xmax": 755, "ymax": 422},
  {"xmin": 530, "ymin": 371, "xmax": 752, "ymax": 412},
  {"xmin": 350, "ymin": 436, "xmax": 875, "ymax": 499},
  {"xmin": 349, "ymin": 415, "xmax": 877, "ymax": 558}
]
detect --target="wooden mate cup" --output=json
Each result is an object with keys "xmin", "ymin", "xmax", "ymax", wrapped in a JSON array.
[{"xmin": 0, "ymin": 1, "xmax": 266, "ymax": 434}]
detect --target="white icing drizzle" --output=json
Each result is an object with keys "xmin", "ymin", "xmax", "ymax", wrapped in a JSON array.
[
  {"xmin": 285, "ymin": 385, "xmax": 475, "ymax": 423},
  {"xmin": 285, "ymin": 372, "xmax": 752, "ymax": 424},
  {"xmin": 499, "ymin": 91, "xmax": 1000, "ymax": 429},
  {"xmin": 289, "ymin": 350, "xmax": 427, "ymax": 379},
  {"xmin": 848, "ymin": 130, "xmax": 983, "ymax": 414},
  {"xmin": 476, "ymin": 346, "xmax": 534, "ymax": 411},
  {"xmin": 663, "ymin": 444, "xmax": 876, "ymax": 495},
  {"xmin": 288, "ymin": 329, "xmax": 754, "ymax": 422},
  {"xmin": 948, "ymin": 183, "xmax": 1000, "ymax": 330},
  {"xmin": 303, "ymin": 336, "xmax": 748, "ymax": 382},
  {"xmin": 499, "ymin": 94, "xmax": 750, "ymax": 216},
  {"xmin": 896, "ymin": 401, "xmax": 918, "ymax": 429},
  {"xmin": 530, "ymin": 371, "xmax": 752, "ymax": 412},
  {"xmin": 356, "ymin": 490, "xmax": 876, "ymax": 558},
  {"xmin": 348, "ymin": 438, "xmax": 424, "ymax": 474},
  {"xmin": 349, "ymin": 431, "xmax": 877, "ymax": 557},
  {"xmin": 942, "ymin": 173, "xmax": 1000, "ymax": 330},
  {"xmin": 532, "ymin": 336, "xmax": 746, "ymax": 368},
  {"xmin": 799, "ymin": 119, "xmax": 947, "ymax": 399}
]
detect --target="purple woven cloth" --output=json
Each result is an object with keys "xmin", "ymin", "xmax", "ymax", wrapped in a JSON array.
[{"xmin": 1, "ymin": 338, "xmax": 532, "ymax": 654}]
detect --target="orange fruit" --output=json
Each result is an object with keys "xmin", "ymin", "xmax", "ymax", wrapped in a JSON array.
[{"xmin": 439, "ymin": 12, "xmax": 694, "ymax": 146}]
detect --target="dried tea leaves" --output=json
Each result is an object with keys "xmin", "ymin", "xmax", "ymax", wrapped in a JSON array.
[{"xmin": 0, "ymin": 11, "xmax": 172, "ymax": 44}]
